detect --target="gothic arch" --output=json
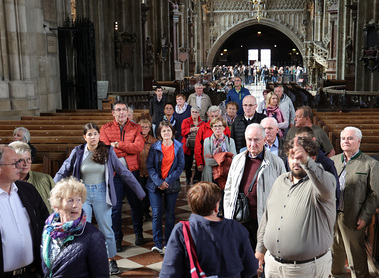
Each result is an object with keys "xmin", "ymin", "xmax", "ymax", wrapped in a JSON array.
[{"xmin": 206, "ymin": 18, "xmax": 305, "ymax": 66}]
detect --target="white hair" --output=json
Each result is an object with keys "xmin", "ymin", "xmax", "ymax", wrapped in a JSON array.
[
  {"xmin": 13, "ymin": 127, "xmax": 31, "ymax": 143},
  {"xmin": 341, "ymin": 126, "xmax": 362, "ymax": 141},
  {"xmin": 261, "ymin": 117, "xmax": 278, "ymax": 128},
  {"xmin": 207, "ymin": 105, "xmax": 221, "ymax": 115},
  {"xmin": 245, "ymin": 123, "xmax": 266, "ymax": 138}
]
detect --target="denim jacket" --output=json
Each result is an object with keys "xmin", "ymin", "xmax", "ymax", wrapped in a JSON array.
[{"xmin": 146, "ymin": 139, "xmax": 185, "ymax": 194}]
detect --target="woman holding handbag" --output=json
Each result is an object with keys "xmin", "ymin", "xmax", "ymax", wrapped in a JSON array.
[
  {"xmin": 146, "ymin": 121, "xmax": 185, "ymax": 254},
  {"xmin": 181, "ymin": 106, "xmax": 205, "ymax": 185},
  {"xmin": 160, "ymin": 181, "xmax": 256, "ymax": 277}
]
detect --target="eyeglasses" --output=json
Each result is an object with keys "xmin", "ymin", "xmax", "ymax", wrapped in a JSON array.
[
  {"xmin": 212, "ymin": 125, "xmax": 224, "ymax": 129},
  {"xmin": 20, "ymin": 158, "xmax": 32, "ymax": 164},
  {"xmin": 114, "ymin": 108, "xmax": 127, "ymax": 112},
  {"xmin": 243, "ymin": 104, "xmax": 256, "ymax": 107},
  {"xmin": 0, "ymin": 159, "xmax": 23, "ymax": 169}
]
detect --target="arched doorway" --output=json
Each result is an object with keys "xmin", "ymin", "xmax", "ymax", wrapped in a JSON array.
[
  {"xmin": 206, "ymin": 19, "xmax": 305, "ymax": 68},
  {"xmin": 213, "ymin": 24, "xmax": 302, "ymax": 67}
]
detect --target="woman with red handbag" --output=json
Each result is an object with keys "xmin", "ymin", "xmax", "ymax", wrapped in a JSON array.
[{"xmin": 160, "ymin": 181, "xmax": 256, "ymax": 277}]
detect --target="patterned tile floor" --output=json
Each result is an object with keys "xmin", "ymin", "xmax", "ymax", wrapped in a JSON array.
[{"xmin": 110, "ymin": 174, "xmax": 191, "ymax": 277}]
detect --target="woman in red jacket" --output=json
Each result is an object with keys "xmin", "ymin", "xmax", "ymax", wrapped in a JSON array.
[{"xmin": 181, "ymin": 106, "xmax": 205, "ymax": 185}]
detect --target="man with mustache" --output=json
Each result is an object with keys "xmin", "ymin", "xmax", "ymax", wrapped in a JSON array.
[{"xmin": 255, "ymin": 137, "xmax": 336, "ymax": 277}]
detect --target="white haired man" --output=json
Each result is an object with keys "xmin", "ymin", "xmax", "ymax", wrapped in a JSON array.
[
  {"xmin": 224, "ymin": 124, "xmax": 285, "ymax": 254},
  {"xmin": 331, "ymin": 127, "xmax": 379, "ymax": 278},
  {"xmin": 187, "ymin": 83, "xmax": 212, "ymax": 122}
]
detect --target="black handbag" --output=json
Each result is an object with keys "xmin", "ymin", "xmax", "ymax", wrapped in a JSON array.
[
  {"xmin": 186, "ymin": 131, "xmax": 197, "ymax": 149},
  {"xmin": 233, "ymin": 161, "xmax": 262, "ymax": 223},
  {"xmin": 234, "ymin": 192, "xmax": 250, "ymax": 223}
]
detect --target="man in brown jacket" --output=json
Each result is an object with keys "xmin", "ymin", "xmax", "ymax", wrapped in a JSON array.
[{"xmin": 331, "ymin": 126, "xmax": 379, "ymax": 278}]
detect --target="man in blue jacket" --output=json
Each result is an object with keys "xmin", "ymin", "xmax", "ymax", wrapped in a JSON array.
[{"xmin": 225, "ymin": 76, "xmax": 251, "ymax": 116}]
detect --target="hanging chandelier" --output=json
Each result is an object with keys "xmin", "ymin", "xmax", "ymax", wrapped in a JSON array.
[{"xmin": 251, "ymin": 0, "xmax": 267, "ymax": 22}]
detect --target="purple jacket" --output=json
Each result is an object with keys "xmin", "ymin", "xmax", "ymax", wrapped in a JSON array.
[{"xmin": 54, "ymin": 144, "xmax": 145, "ymax": 206}]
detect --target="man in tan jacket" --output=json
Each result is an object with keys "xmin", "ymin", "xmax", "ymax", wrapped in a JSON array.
[{"xmin": 331, "ymin": 126, "xmax": 379, "ymax": 278}]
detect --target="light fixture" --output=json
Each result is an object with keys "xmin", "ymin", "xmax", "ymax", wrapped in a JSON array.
[
  {"xmin": 257, "ymin": 31, "xmax": 262, "ymax": 35},
  {"xmin": 223, "ymin": 49, "xmax": 227, "ymax": 52},
  {"xmin": 251, "ymin": 0, "xmax": 267, "ymax": 23},
  {"xmin": 274, "ymin": 45, "xmax": 277, "ymax": 48},
  {"xmin": 292, "ymin": 48, "xmax": 296, "ymax": 52}
]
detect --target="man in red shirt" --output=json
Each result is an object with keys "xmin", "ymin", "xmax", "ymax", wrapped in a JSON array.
[
  {"xmin": 100, "ymin": 100, "xmax": 145, "ymax": 252},
  {"xmin": 194, "ymin": 106, "xmax": 231, "ymax": 182}
]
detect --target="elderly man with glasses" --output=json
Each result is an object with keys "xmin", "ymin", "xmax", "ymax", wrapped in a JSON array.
[
  {"xmin": 8, "ymin": 141, "xmax": 55, "ymax": 213},
  {"xmin": 231, "ymin": 95, "xmax": 266, "ymax": 153},
  {"xmin": 0, "ymin": 145, "xmax": 49, "ymax": 277}
]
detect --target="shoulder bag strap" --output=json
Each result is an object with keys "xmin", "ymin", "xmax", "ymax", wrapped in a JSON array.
[
  {"xmin": 181, "ymin": 221, "xmax": 207, "ymax": 278},
  {"xmin": 247, "ymin": 160, "xmax": 263, "ymax": 194}
]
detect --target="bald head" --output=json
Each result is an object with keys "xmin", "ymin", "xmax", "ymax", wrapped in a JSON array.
[{"xmin": 242, "ymin": 95, "xmax": 257, "ymax": 118}]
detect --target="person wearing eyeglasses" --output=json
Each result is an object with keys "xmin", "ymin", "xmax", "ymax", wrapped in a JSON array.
[
  {"xmin": 203, "ymin": 117, "xmax": 236, "ymax": 184},
  {"xmin": 100, "ymin": 100, "xmax": 145, "ymax": 252},
  {"xmin": 0, "ymin": 145, "xmax": 49, "ymax": 277},
  {"xmin": 231, "ymin": 95, "xmax": 266, "ymax": 153},
  {"xmin": 8, "ymin": 141, "xmax": 55, "ymax": 214}
]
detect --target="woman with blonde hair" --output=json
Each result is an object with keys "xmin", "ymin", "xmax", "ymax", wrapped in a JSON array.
[
  {"xmin": 41, "ymin": 177, "xmax": 109, "ymax": 277},
  {"xmin": 265, "ymin": 91, "xmax": 288, "ymax": 137}
]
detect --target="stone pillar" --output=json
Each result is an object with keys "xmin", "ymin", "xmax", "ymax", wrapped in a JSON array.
[
  {"xmin": 0, "ymin": 0, "xmax": 38, "ymax": 119},
  {"xmin": 172, "ymin": 5, "xmax": 183, "ymax": 80},
  {"xmin": 5, "ymin": 0, "xmax": 21, "ymax": 81}
]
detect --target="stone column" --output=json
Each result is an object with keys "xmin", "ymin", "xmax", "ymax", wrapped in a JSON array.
[
  {"xmin": 172, "ymin": 4, "xmax": 183, "ymax": 80},
  {"xmin": 0, "ymin": 0, "xmax": 37, "ymax": 119}
]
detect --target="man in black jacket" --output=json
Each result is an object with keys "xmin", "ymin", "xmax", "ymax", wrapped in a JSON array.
[
  {"xmin": 0, "ymin": 145, "xmax": 49, "ymax": 277},
  {"xmin": 149, "ymin": 86, "xmax": 167, "ymax": 136},
  {"xmin": 231, "ymin": 95, "xmax": 266, "ymax": 153}
]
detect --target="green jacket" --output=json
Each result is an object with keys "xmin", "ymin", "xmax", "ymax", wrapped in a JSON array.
[
  {"xmin": 27, "ymin": 170, "xmax": 55, "ymax": 214},
  {"xmin": 331, "ymin": 151, "xmax": 379, "ymax": 228}
]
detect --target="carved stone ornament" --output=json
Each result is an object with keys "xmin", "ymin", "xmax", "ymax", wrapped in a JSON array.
[
  {"xmin": 114, "ymin": 31, "xmax": 137, "ymax": 69},
  {"xmin": 359, "ymin": 19, "xmax": 379, "ymax": 72},
  {"xmin": 178, "ymin": 47, "xmax": 189, "ymax": 62}
]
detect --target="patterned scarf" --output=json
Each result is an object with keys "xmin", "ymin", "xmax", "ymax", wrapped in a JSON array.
[
  {"xmin": 212, "ymin": 134, "xmax": 228, "ymax": 155},
  {"xmin": 163, "ymin": 114, "xmax": 176, "ymax": 127},
  {"xmin": 266, "ymin": 105, "xmax": 285, "ymax": 137},
  {"xmin": 42, "ymin": 210, "xmax": 87, "ymax": 272},
  {"xmin": 225, "ymin": 114, "xmax": 236, "ymax": 127}
]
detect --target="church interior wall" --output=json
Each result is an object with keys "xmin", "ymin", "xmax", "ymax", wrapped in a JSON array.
[{"xmin": 0, "ymin": 0, "xmax": 378, "ymax": 119}]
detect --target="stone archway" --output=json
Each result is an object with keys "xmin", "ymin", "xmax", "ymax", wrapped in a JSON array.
[{"xmin": 206, "ymin": 18, "xmax": 305, "ymax": 66}]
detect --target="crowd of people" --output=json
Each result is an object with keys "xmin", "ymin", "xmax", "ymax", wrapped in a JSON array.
[
  {"xmin": 0, "ymin": 78, "xmax": 378, "ymax": 278},
  {"xmin": 201, "ymin": 64, "xmax": 305, "ymax": 86}
]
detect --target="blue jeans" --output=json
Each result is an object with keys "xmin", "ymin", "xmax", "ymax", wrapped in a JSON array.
[
  {"xmin": 82, "ymin": 182, "xmax": 117, "ymax": 258},
  {"xmin": 149, "ymin": 189, "xmax": 179, "ymax": 249},
  {"xmin": 112, "ymin": 171, "xmax": 143, "ymax": 241}
]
